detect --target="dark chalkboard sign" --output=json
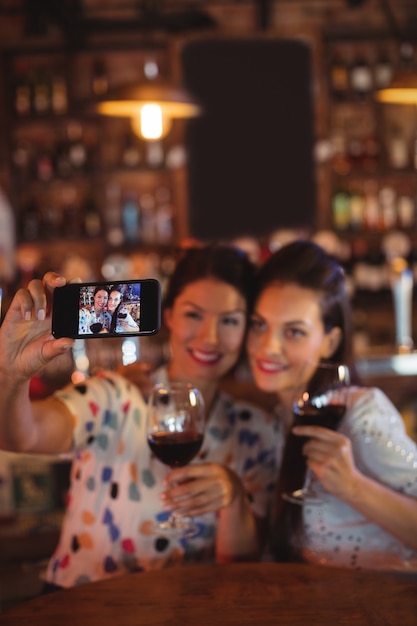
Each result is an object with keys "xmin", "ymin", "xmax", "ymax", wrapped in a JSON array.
[{"xmin": 181, "ymin": 38, "xmax": 316, "ymax": 241}]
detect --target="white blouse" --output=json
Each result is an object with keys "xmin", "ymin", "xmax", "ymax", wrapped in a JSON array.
[{"xmin": 300, "ymin": 386, "xmax": 417, "ymax": 571}]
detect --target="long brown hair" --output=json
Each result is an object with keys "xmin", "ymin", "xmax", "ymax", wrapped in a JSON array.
[{"xmin": 253, "ymin": 240, "xmax": 357, "ymax": 562}]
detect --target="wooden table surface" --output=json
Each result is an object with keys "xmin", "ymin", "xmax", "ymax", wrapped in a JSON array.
[{"xmin": 1, "ymin": 562, "xmax": 416, "ymax": 625}]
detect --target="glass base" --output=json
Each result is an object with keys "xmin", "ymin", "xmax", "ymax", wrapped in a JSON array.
[
  {"xmin": 282, "ymin": 489, "xmax": 321, "ymax": 505},
  {"xmin": 151, "ymin": 516, "xmax": 199, "ymax": 538}
]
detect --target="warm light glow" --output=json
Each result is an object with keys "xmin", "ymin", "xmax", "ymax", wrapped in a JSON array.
[
  {"xmin": 95, "ymin": 84, "xmax": 201, "ymax": 141},
  {"xmin": 376, "ymin": 88, "xmax": 417, "ymax": 104},
  {"xmin": 142, "ymin": 104, "xmax": 163, "ymax": 139},
  {"xmin": 130, "ymin": 105, "xmax": 173, "ymax": 140}
]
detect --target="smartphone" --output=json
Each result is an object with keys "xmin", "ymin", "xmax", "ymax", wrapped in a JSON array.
[{"xmin": 52, "ymin": 279, "xmax": 161, "ymax": 339}]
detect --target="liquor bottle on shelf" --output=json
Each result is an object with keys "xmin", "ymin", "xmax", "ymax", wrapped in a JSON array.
[
  {"xmin": 121, "ymin": 133, "xmax": 143, "ymax": 169},
  {"xmin": 104, "ymin": 183, "xmax": 124, "ymax": 247},
  {"xmin": 55, "ymin": 132, "xmax": 72, "ymax": 178},
  {"xmin": 139, "ymin": 192, "xmax": 156, "ymax": 244},
  {"xmin": 91, "ymin": 59, "xmax": 109, "ymax": 97},
  {"xmin": 145, "ymin": 140, "xmax": 165, "ymax": 169},
  {"xmin": 329, "ymin": 51, "xmax": 350, "ymax": 101},
  {"xmin": 61, "ymin": 186, "xmax": 81, "ymax": 238},
  {"xmin": 31, "ymin": 69, "xmax": 51, "ymax": 115},
  {"xmin": 374, "ymin": 49, "xmax": 394, "ymax": 90},
  {"xmin": 51, "ymin": 73, "xmax": 68, "ymax": 115},
  {"xmin": 67, "ymin": 121, "xmax": 88, "ymax": 173},
  {"xmin": 397, "ymin": 183, "xmax": 416, "ymax": 229},
  {"xmin": 350, "ymin": 49, "xmax": 373, "ymax": 101},
  {"xmin": 387, "ymin": 125, "xmax": 410, "ymax": 170},
  {"xmin": 363, "ymin": 180, "xmax": 381, "ymax": 231},
  {"xmin": 348, "ymin": 186, "xmax": 365, "ymax": 231},
  {"xmin": 21, "ymin": 198, "xmax": 41, "ymax": 242},
  {"xmin": 331, "ymin": 132, "xmax": 351, "ymax": 176},
  {"xmin": 35, "ymin": 145, "xmax": 54, "ymax": 182},
  {"xmin": 331, "ymin": 187, "xmax": 351, "ymax": 231},
  {"xmin": 14, "ymin": 60, "xmax": 31, "ymax": 116},
  {"xmin": 42, "ymin": 202, "xmax": 62, "ymax": 240},
  {"xmin": 155, "ymin": 186, "xmax": 174, "ymax": 244},
  {"xmin": 11, "ymin": 139, "xmax": 33, "ymax": 183},
  {"xmin": 83, "ymin": 195, "xmax": 102, "ymax": 238},
  {"xmin": 121, "ymin": 191, "xmax": 140, "ymax": 244},
  {"xmin": 379, "ymin": 186, "xmax": 397, "ymax": 230}
]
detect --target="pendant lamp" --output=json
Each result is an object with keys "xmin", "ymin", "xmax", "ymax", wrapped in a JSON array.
[
  {"xmin": 375, "ymin": 68, "xmax": 417, "ymax": 104},
  {"xmin": 374, "ymin": 0, "xmax": 417, "ymax": 104},
  {"xmin": 96, "ymin": 81, "xmax": 201, "ymax": 140}
]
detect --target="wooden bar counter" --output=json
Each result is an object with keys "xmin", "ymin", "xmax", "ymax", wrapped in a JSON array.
[{"xmin": 1, "ymin": 562, "xmax": 416, "ymax": 625}]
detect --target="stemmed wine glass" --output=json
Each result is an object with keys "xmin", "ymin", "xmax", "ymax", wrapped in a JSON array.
[
  {"xmin": 146, "ymin": 381, "xmax": 205, "ymax": 537},
  {"xmin": 282, "ymin": 361, "xmax": 350, "ymax": 505}
]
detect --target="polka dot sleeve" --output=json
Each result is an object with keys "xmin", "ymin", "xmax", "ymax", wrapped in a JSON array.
[
  {"xmin": 54, "ymin": 372, "xmax": 147, "ymax": 451},
  {"xmin": 341, "ymin": 387, "xmax": 417, "ymax": 497}
]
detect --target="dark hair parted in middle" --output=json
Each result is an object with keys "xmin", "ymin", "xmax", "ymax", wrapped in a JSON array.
[
  {"xmin": 253, "ymin": 239, "xmax": 353, "ymax": 368},
  {"xmin": 163, "ymin": 243, "xmax": 256, "ymax": 313}
]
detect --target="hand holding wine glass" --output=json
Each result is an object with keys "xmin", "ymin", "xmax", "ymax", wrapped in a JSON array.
[
  {"xmin": 146, "ymin": 381, "xmax": 205, "ymax": 537},
  {"xmin": 283, "ymin": 361, "xmax": 350, "ymax": 505}
]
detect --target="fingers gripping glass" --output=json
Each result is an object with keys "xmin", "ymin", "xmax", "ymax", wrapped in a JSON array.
[
  {"xmin": 146, "ymin": 382, "xmax": 205, "ymax": 537},
  {"xmin": 282, "ymin": 362, "xmax": 350, "ymax": 505}
]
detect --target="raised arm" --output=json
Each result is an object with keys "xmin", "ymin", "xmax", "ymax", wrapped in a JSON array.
[{"xmin": 0, "ymin": 273, "xmax": 76, "ymax": 454}]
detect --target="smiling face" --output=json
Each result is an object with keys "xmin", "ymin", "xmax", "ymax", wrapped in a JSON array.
[
  {"xmin": 107, "ymin": 290, "xmax": 122, "ymax": 313},
  {"xmin": 94, "ymin": 289, "xmax": 108, "ymax": 311},
  {"xmin": 164, "ymin": 278, "xmax": 247, "ymax": 384},
  {"xmin": 246, "ymin": 282, "xmax": 341, "ymax": 408}
]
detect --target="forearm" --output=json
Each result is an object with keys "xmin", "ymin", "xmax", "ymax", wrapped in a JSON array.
[
  {"xmin": 215, "ymin": 490, "xmax": 260, "ymax": 563},
  {"xmin": 0, "ymin": 374, "xmax": 39, "ymax": 452},
  {"xmin": 0, "ymin": 369, "xmax": 73, "ymax": 455},
  {"xmin": 346, "ymin": 473, "xmax": 417, "ymax": 550}
]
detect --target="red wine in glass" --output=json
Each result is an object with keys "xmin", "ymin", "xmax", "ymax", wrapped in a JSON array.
[
  {"xmin": 146, "ymin": 381, "xmax": 205, "ymax": 537},
  {"xmin": 283, "ymin": 362, "xmax": 349, "ymax": 505},
  {"xmin": 90, "ymin": 322, "xmax": 103, "ymax": 334},
  {"xmin": 294, "ymin": 403, "xmax": 346, "ymax": 431},
  {"xmin": 147, "ymin": 431, "xmax": 204, "ymax": 468}
]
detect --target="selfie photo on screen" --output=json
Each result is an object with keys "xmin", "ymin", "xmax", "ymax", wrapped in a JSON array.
[{"xmin": 77, "ymin": 283, "xmax": 140, "ymax": 335}]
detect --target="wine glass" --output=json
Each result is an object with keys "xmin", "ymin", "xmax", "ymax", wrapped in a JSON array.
[
  {"xmin": 282, "ymin": 362, "xmax": 350, "ymax": 505},
  {"xmin": 90, "ymin": 322, "xmax": 103, "ymax": 334},
  {"xmin": 146, "ymin": 381, "xmax": 205, "ymax": 537}
]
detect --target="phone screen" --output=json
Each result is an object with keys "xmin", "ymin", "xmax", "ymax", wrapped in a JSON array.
[{"xmin": 52, "ymin": 279, "xmax": 161, "ymax": 339}]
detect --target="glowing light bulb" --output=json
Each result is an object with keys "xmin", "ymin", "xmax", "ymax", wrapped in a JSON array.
[{"xmin": 140, "ymin": 104, "xmax": 163, "ymax": 140}]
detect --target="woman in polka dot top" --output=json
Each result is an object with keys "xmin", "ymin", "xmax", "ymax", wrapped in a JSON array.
[{"xmin": 0, "ymin": 244, "xmax": 280, "ymax": 589}]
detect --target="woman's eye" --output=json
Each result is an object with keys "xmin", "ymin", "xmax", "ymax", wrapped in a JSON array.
[
  {"xmin": 222, "ymin": 316, "xmax": 240, "ymax": 326},
  {"xmin": 284, "ymin": 327, "xmax": 305, "ymax": 339},
  {"xmin": 184, "ymin": 310, "xmax": 202, "ymax": 320}
]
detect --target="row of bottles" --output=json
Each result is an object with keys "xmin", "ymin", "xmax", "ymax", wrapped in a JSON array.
[
  {"xmin": 12, "ymin": 122, "xmax": 91, "ymax": 182},
  {"xmin": 329, "ymin": 41, "xmax": 415, "ymax": 102},
  {"xmin": 12, "ymin": 57, "xmax": 112, "ymax": 117},
  {"xmin": 104, "ymin": 183, "xmax": 175, "ymax": 248},
  {"xmin": 20, "ymin": 188, "xmax": 102, "ymax": 242},
  {"xmin": 12, "ymin": 127, "xmax": 177, "ymax": 185},
  {"xmin": 14, "ymin": 64, "xmax": 68, "ymax": 116},
  {"xmin": 332, "ymin": 180, "xmax": 416, "ymax": 232},
  {"xmin": 331, "ymin": 121, "xmax": 417, "ymax": 175}
]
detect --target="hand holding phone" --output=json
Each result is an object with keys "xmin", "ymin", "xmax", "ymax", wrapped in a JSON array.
[{"xmin": 52, "ymin": 279, "xmax": 161, "ymax": 339}]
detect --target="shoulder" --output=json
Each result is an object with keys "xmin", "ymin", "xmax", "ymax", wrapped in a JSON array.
[
  {"xmin": 341, "ymin": 386, "xmax": 417, "ymax": 481},
  {"xmin": 345, "ymin": 385, "xmax": 403, "ymax": 428},
  {"xmin": 55, "ymin": 371, "xmax": 146, "ymax": 413}
]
